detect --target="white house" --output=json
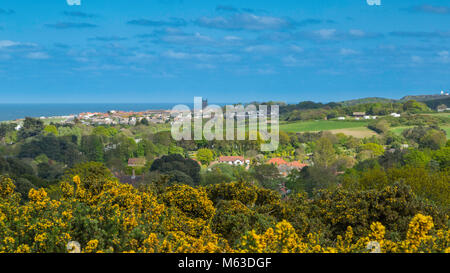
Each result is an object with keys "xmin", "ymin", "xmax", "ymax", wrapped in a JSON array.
[{"xmin": 218, "ymin": 156, "xmax": 250, "ymax": 166}]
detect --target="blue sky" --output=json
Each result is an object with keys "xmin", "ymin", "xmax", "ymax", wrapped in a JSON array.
[{"xmin": 0, "ymin": 0, "xmax": 449, "ymax": 103}]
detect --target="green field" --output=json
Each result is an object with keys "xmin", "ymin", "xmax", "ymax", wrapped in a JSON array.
[
  {"xmin": 390, "ymin": 125, "xmax": 450, "ymax": 139},
  {"xmin": 389, "ymin": 126, "xmax": 413, "ymax": 135},
  {"xmin": 443, "ymin": 126, "xmax": 450, "ymax": 138},
  {"xmin": 42, "ymin": 118, "xmax": 66, "ymax": 125},
  {"xmin": 279, "ymin": 120, "xmax": 370, "ymax": 133},
  {"xmin": 425, "ymin": 112, "xmax": 450, "ymax": 118}
]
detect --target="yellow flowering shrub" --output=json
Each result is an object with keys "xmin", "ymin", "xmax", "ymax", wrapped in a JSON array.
[
  {"xmin": 0, "ymin": 177, "xmax": 15, "ymax": 198},
  {"xmin": 84, "ymin": 239, "xmax": 99, "ymax": 253},
  {"xmin": 163, "ymin": 185, "xmax": 215, "ymax": 220},
  {"xmin": 236, "ymin": 216, "xmax": 449, "ymax": 253},
  {"xmin": 0, "ymin": 173, "xmax": 448, "ymax": 253},
  {"xmin": 161, "ymin": 207, "xmax": 210, "ymax": 237},
  {"xmin": 238, "ymin": 220, "xmax": 307, "ymax": 253},
  {"xmin": 0, "ymin": 178, "xmax": 73, "ymax": 252},
  {"xmin": 211, "ymin": 200, "xmax": 276, "ymax": 246},
  {"xmin": 206, "ymin": 181, "xmax": 258, "ymax": 207}
]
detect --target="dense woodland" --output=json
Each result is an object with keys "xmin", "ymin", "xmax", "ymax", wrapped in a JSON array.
[{"xmin": 0, "ymin": 99, "xmax": 449, "ymax": 253}]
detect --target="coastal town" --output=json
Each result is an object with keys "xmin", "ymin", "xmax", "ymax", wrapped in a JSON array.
[
  {"xmin": 6, "ymin": 109, "xmax": 173, "ymax": 129},
  {"xmin": 5, "ymin": 98, "xmax": 281, "ymax": 128},
  {"xmin": 76, "ymin": 109, "xmax": 172, "ymax": 126}
]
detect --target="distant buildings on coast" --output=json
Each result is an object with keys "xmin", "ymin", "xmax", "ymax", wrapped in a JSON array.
[
  {"xmin": 6, "ymin": 100, "xmax": 217, "ymax": 126},
  {"xmin": 7, "ymin": 109, "xmax": 173, "ymax": 127},
  {"xmin": 76, "ymin": 109, "xmax": 172, "ymax": 125}
]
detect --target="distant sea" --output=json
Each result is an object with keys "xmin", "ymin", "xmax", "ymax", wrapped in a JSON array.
[{"xmin": 0, "ymin": 103, "xmax": 213, "ymax": 122}]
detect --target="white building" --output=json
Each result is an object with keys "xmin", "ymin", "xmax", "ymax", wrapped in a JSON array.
[{"xmin": 218, "ymin": 156, "xmax": 250, "ymax": 166}]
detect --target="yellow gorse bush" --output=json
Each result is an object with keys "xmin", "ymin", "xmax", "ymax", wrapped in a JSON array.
[
  {"xmin": 237, "ymin": 214, "xmax": 449, "ymax": 253},
  {"xmin": 0, "ymin": 176, "xmax": 448, "ymax": 253}
]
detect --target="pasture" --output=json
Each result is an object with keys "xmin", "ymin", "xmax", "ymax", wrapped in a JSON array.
[
  {"xmin": 280, "ymin": 120, "xmax": 370, "ymax": 132},
  {"xmin": 279, "ymin": 120, "xmax": 374, "ymax": 138}
]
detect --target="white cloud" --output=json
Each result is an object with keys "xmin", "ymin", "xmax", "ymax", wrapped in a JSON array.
[
  {"xmin": 256, "ymin": 68, "xmax": 277, "ymax": 75},
  {"xmin": 163, "ymin": 32, "xmax": 213, "ymax": 44},
  {"xmin": 163, "ymin": 50, "xmax": 239, "ymax": 62},
  {"xmin": 0, "ymin": 40, "xmax": 37, "ymax": 49},
  {"xmin": 438, "ymin": 51, "xmax": 449, "ymax": 63},
  {"xmin": 74, "ymin": 64, "xmax": 123, "ymax": 72},
  {"xmin": 163, "ymin": 50, "xmax": 190, "ymax": 59},
  {"xmin": 316, "ymin": 29, "xmax": 337, "ymax": 39},
  {"xmin": 282, "ymin": 55, "xmax": 308, "ymax": 67},
  {"xmin": 244, "ymin": 45, "xmax": 274, "ymax": 53},
  {"xmin": 196, "ymin": 13, "xmax": 292, "ymax": 31},
  {"xmin": 291, "ymin": 29, "xmax": 381, "ymax": 42},
  {"xmin": 26, "ymin": 52, "xmax": 50, "ymax": 60},
  {"xmin": 224, "ymin": 36, "xmax": 242, "ymax": 41},
  {"xmin": 290, "ymin": 45, "xmax": 304, "ymax": 53},
  {"xmin": 349, "ymin": 29, "xmax": 365, "ymax": 37},
  {"xmin": 318, "ymin": 69, "xmax": 342, "ymax": 75},
  {"xmin": 195, "ymin": 63, "xmax": 216, "ymax": 70},
  {"xmin": 130, "ymin": 53, "xmax": 154, "ymax": 60},
  {"xmin": 0, "ymin": 40, "xmax": 21, "ymax": 49},
  {"xmin": 411, "ymin": 55, "xmax": 423, "ymax": 63},
  {"xmin": 340, "ymin": 48, "xmax": 359, "ymax": 55}
]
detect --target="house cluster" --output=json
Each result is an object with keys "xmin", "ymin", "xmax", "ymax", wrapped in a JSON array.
[
  {"xmin": 76, "ymin": 110, "xmax": 171, "ymax": 125},
  {"xmin": 267, "ymin": 158, "xmax": 308, "ymax": 176},
  {"xmin": 351, "ymin": 112, "xmax": 378, "ymax": 120},
  {"xmin": 217, "ymin": 156, "xmax": 251, "ymax": 166},
  {"xmin": 171, "ymin": 107, "xmax": 278, "ymax": 123},
  {"xmin": 339, "ymin": 111, "xmax": 402, "ymax": 120},
  {"xmin": 208, "ymin": 155, "xmax": 308, "ymax": 176},
  {"xmin": 437, "ymin": 104, "xmax": 450, "ymax": 112}
]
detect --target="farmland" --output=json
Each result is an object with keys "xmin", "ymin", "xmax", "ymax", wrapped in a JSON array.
[
  {"xmin": 279, "ymin": 120, "xmax": 372, "ymax": 136},
  {"xmin": 390, "ymin": 125, "xmax": 450, "ymax": 139}
]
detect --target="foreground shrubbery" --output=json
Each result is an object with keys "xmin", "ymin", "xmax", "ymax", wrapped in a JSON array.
[{"xmin": 0, "ymin": 173, "xmax": 448, "ymax": 253}]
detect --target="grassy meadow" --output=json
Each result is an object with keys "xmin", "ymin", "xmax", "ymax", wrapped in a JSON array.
[{"xmin": 279, "ymin": 120, "xmax": 373, "ymax": 137}]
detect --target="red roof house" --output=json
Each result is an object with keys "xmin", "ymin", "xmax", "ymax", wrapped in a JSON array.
[
  {"xmin": 267, "ymin": 158, "xmax": 287, "ymax": 166},
  {"xmin": 286, "ymin": 161, "xmax": 308, "ymax": 169}
]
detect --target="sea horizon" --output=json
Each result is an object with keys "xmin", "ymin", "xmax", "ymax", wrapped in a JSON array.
[{"xmin": 0, "ymin": 102, "xmax": 239, "ymax": 122}]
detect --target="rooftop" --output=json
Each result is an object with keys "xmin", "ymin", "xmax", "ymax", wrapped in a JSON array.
[
  {"xmin": 128, "ymin": 158, "xmax": 147, "ymax": 166},
  {"xmin": 219, "ymin": 156, "xmax": 245, "ymax": 162}
]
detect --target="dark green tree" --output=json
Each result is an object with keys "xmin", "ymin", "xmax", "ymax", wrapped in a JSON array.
[{"xmin": 18, "ymin": 117, "xmax": 44, "ymax": 140}]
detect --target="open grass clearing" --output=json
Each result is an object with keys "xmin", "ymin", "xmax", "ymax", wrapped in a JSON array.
[{"xmin": 279, "ymin": 120, "xmax": 370, "ymax": 133}]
